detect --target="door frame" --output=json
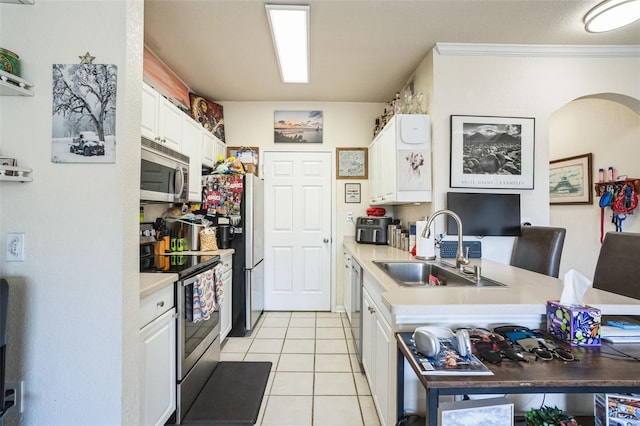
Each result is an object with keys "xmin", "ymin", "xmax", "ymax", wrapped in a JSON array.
[{"xmin": 261, "ymin": 147, "xmax": 337, "ymax": 312}]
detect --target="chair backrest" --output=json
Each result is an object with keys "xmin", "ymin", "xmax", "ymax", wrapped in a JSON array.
[
  {"xmin": 593, "ymin": 232, "xmax": 640, "ymax": 300},
  {"xmin": 510, "ymin": 226, "xmax": 566, "ymax": 278}
]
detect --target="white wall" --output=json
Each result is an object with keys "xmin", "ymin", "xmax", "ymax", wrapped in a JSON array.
[
  {"xmin": 550, "ymin": 97, "xmax": 640, "ymax": 279},
  {"xmin": 221, "ymin": 102, "xmax": 382, "ymax": 309},
  {"xmin": 0, "ymin": 1, "xmax": 142, "ymax": 424},
  {"xmin": 426, "ymin": 50, "xmax": 640, "ymax": 264}
]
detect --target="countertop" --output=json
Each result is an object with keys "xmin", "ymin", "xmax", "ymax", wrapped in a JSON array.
[
  {"xmin": 343, "ymin": 238, "xmax": 640, "ymax": 318},
  {"xmin": 139, "ymin": 249, "xmax": 235, "ymax": 299}
]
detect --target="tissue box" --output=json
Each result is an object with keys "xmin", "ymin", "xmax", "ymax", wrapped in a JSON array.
[
  {"xmin": 546, "ymin": 300, "xmax": 601, "ymax": 346},
  {"xmin": 594, "ymin": 393, "xmax": 640, "ymax": 426}
]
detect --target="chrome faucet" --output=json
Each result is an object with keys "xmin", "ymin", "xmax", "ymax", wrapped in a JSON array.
[{"xmin": 421, "ymin": 209, "xmax": 470, "ymax": 272}]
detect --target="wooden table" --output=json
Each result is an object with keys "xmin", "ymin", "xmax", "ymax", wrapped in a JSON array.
[{"xmin": 396, "ymin": 332, "xmax": 640, "ymax": 425}]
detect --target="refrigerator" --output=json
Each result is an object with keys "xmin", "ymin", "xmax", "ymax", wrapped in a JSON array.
[{"xmin": 203, "ymin": 173, "xmax": 264, "ymax": 336}]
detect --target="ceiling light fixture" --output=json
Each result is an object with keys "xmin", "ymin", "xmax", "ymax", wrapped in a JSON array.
[
  {"xmin": 584, "ymin": 0, "xmax": 640, "ymax": 32},
  {"xmin": 266, "ymin": 4, "xmax": 310, "ymax": 83}
]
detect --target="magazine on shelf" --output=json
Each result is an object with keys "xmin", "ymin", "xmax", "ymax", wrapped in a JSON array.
[{"xmin": 398, "ymin": 332, "xmax": 493, "ymax": 376}]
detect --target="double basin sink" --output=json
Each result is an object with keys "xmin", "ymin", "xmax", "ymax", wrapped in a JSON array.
[{"xmin": 373, "ymin": 260, "xmax": 506, "ymax": 288}]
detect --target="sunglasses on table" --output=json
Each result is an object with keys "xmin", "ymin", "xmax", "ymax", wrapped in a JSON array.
[{"xmin": 493, "ymin": 325, "xmax": 575, "ymax": 362}]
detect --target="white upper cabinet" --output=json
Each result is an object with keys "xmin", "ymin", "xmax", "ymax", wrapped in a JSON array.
[
  {"xmin": 141, "ymin": 82, "xmax": 183, "ymax": 152},
  {"xmin": 182, "ymin": 116, "xmax": 204, "ymax": 202},
  {"xmin": 368, "ymin": 114, "xmax": 431, "ymax": 205}
]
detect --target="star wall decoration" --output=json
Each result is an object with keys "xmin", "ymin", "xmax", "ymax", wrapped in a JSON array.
[{"xmin": 79, "ymin": 52, "xmax": 95, "ymax": 65}]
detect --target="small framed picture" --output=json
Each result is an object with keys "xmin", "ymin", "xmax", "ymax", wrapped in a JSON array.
[
  {"xmin": 0, "ymin": 157, "xmax": 16, "ymax": 176},
  {"xmin": 345, "ymin": 183, "xmax": 361, "ymax": 203},
  {"xmin": 337, "ymin": 147, "xmax": 368, "ymax": 179},
  {"xmin": 438, "ymin": 397, "xmax": 514, "ymax": 426},
  {"xmin": 549, "ymin": 153, "xmax": 593, "ymax": 205}
]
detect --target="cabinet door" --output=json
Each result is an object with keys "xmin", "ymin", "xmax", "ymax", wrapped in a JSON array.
[
  {"xmin": 379, "ymin": 120, "xmax": 397, "ymax": 203},
  {"xmin": 182, "ymin": 117, "xmax": 203, "ymax": 202},
  {"xmin": 220, "ymin": 268, "xmax": 233, "ymax": 341},
  {"xmin": 361, "ymin": 289, "xmax": 375, "ymax": 383},
  {"xmin": 141, "ymin": 83, "xmax": 160, "ymax": 141},
  {"xmin": 373, "ymin": 312, "xmax": 393, "ymax": 426},
  {"xmin": 368, "ymin": 140, "xmax": 380, "ymax": 204},
  {"xmin": 140, "ymin": 308, "xmax": 177, "ymax": 426},
  {"xmin": 344, "ymin": 253, "xmax": 352, "ymax": 323},
  {"xmin": 158, "ymin": 97, "xmax": 183, "ymax": 152},
  {"xmin": 202, "ymin": 130, "xmax": 215, "ymax": 168}
]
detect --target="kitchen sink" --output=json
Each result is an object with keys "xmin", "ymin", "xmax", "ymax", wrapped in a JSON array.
[{"xmin": 372, "ymin": 261, "xmax": 507, "ymax": 288}]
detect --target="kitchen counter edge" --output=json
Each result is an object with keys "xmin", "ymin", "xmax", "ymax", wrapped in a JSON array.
[{"xmin": 139, "ymin": 249, "xmax": 235, "ymax": 299}]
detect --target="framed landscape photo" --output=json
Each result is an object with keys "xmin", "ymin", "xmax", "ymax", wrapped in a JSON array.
[
  {"xmin": 336, "ymin": 147, "xmax": 368, "ymax": 179},
  {"xmin": 549, "ymin": 153, "xmax": 593, "ymax": 205},
  {"xmin": 450, "ymin": 115, "xmax": 535, "ymax": 189},
  {"xmin": 274, "ymin": 110, "xmax": 323, "ymax": 143}
]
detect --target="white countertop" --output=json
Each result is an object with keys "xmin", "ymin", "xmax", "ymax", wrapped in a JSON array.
[
  {"xmin": 139, "ymin": 249, "xmax": 235, "ymax": 299},
  {"xmin": 344, "ymin": 238, "xmax": 640, "ymax": 317}
]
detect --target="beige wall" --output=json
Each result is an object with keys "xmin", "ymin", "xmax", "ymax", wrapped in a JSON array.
[
  {"xmin": 0, "ymin": 1, "xmax": 142, "ymax": 424},
  {"xmin": 221, "ymin": 101, "xmax": 383, "ymax": 310},
  {"xmin": 550, "ymin": 97, "xmax": 640, "ymax": 278}
]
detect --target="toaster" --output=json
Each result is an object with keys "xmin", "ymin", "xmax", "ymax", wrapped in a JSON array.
[{"xmin": 355, "ymin": 216, "xmax": 392, "ymax": 245}]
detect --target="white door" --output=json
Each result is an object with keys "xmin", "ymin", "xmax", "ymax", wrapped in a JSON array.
[{"xmin": 263, "ymin": 151, "xmax": 332, "ymax": 310}]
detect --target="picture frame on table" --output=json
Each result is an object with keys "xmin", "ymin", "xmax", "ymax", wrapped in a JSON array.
[
  {"xmin": 450, "ymin": 115, "xmax": 535, "ymax": 190},
  {"xmin": 549, "ymin": 153, "xmax": 593, "ymax": 205},
  {"xmin": 345, "ymin": 183, "xmax": 361, "ymax": 203},
  {"xmin": 438, "ymin": 397, "xmax": 514, "ymax": 426},
  {"xmin": 336, "ymin": 147, "xmax": 368, "ymax": 179}
]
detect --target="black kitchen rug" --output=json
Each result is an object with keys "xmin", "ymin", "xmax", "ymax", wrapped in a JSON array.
[{"xmin": 183, "ymin": 361, "xmax": 272, "ymax": 425}]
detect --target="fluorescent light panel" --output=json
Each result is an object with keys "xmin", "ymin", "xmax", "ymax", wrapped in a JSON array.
[
  {"xmin": 584, "ymin": 0, "xmax": 640, "ymax": 32},
  {"xmin": 266, "ymin": 4, "xmax": 309, "ymax": 83}
]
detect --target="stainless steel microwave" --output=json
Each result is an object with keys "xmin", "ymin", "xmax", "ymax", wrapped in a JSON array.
[{"xmin": 140, "ymin": 137, "xmax": 189, "ymax": 203}]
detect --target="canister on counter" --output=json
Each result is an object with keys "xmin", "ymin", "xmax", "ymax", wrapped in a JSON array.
[{"xmin": 409, "ymin": 223, "xmax": 416, "ymax": 252}]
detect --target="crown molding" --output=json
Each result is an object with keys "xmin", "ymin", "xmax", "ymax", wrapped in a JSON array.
[{"xmin": 435, "ymin": 43, "xmax": 640, "ymax": 57}]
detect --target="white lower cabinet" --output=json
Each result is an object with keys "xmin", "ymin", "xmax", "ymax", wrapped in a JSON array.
[
  {"xmin": 139, "ymin": 288, "xmax": 176, "ymax": 426},
  {"xmin": 362, "ymin": 285, "xmax": 395, "ymax": 426},
  {"xmin": 219, "ymin": 253, "xmax": 233, "ymax": 341}
]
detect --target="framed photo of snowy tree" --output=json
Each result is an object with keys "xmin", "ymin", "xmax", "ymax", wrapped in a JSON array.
[
  {"xmin": 450, "ymin": 115, "xmax": 535, "ymax": 189},
  {"xmin": 51, "ymin": 64, "xmax": 117, "ymax": 163}
]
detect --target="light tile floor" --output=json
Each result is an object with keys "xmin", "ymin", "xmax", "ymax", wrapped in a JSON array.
[{"xmin": 220, "ymin": 311, "xmax": 382, "ymax": 426}]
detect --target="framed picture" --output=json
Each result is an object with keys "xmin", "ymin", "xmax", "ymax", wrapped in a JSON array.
[
  {"xmin": 189, "ymin": 93, "xmax": 225, "ymax": 142},
  {"xmin": 51, "ymin": 64, "xmax": 117, "ymax": 164},
  {"xmin": 226, "ymin": 146, "xmax": 259, "ymax": 176},
  {"xmin": 450, "ymin": 115, "xmax": 535, "ymax": 189},
  {"xmin": 345, "ymin": 183, "xmax": 361, "ymax": 203},
  {"xmin": 549, "ymin": 153, "xmax": 593, "ymax": 205},
  {"xmin": 274, "ymin": 110, "xmax": 323, "ymax": 143},
  {"xmin": 438, "ymin": 397, "xmax": 514, "ymax": 426},
  {"xmin": 336, "ymin": 147, "xmax": 368, "ymax": 179}
]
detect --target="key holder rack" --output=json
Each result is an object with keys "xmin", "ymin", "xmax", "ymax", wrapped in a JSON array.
[{"xmin": 594, "ymin": 178, "xmax": 640, "ymax": 209}]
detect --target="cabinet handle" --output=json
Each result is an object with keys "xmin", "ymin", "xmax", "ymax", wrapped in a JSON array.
[
  {"xmin": 368, "ymin": 306, "xmax": 375, "ymax": 314},
  {"xmin": 157, "ymin": 301, "xmax": 165, "ymax": 308}
]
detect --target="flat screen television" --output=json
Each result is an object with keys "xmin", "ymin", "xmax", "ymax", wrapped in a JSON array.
[{"xmin": 446, "ymin": 192, "xmax": 521, "ymax": 237}]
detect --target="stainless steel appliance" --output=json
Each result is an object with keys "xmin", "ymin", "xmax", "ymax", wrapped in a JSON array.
[
  {"xmin": 203, "ymin": 173, "xmax": 264, "ymax": 336},
  {"xmin": 350, "ymin": 259, "xmax": 363, "ymax": 363},
  {"xmin": 140, "ymin": 253, "xmax": 221, "ymax": 424},
  {"xmin": 355, "ymin": 216, "xmax": 392, "ymax": 244},
  {"xmin": 140, "ymin": 137, "xmax": 189, "ymax": 203}
]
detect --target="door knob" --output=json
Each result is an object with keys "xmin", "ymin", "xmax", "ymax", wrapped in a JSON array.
[{"xmin": 323, "ymin": 238, "xmax": 329, "ymax": 243}]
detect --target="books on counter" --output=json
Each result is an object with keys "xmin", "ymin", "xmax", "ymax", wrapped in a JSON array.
[
  {"xmin": 398, "ymin": 332, "xmax": 493, "ymax": 376},
  {"xmin": 601, "ymin": 325, "xmax": 640, "ymax": 343},
  {"xmin": 607, "ymin": 320, "xmax": 640, "ymax": 330}
]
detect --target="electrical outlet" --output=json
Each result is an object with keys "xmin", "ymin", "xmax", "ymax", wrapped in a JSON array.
[
  {"xmin": 346, "ymin": 212, "xmax": 353, "ymax": 222},
  {"xmin": 6, "ymin": 233, "xmax": 25, "ymax": 262},
  {"xmin": 4, "ymin": 381, "xmax": 23, "ymax": 414}
]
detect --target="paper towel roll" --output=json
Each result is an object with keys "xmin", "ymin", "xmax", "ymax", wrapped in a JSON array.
[{"xmin": 415, "ymin": 220, "xmax": 436, "ymax": 260}]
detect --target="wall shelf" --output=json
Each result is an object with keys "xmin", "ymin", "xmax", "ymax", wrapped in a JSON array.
[
  {"xmin": 594, "ymin": 178, "xmax": 640, "ymax": 197},
  {"xmin": 0, "ymin": 70, "xmax": 34, "ymax": 96},
  {"xmin": 0, "ymin": 0, "xmax": 34, "ymax": 4},
  {"xmin": 0, "ymin": 165, "xmax": 33, "ymax": 182}
]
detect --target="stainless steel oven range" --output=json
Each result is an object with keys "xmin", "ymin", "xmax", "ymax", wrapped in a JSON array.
[{"xmin": 141, "ymin": 253, "xmax": 221, "ymax": 424}]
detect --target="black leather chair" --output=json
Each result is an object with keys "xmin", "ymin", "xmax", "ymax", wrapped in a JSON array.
[
  {"xmin": 510, "ymin": 226, "xmax": 566, "ymax": 278},
  {"xmin": 593, "ymin": 232, "xmax": 640, "ymax": 300}
]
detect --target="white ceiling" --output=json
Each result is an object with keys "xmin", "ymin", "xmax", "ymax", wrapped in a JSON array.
[{"xmin": 143, "ymin": 0, "xmax": 640, "ymax": 103}]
